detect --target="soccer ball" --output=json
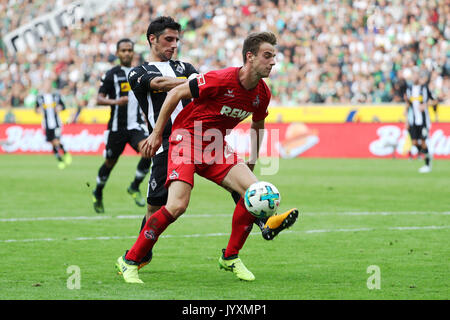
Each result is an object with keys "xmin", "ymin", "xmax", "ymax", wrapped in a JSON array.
[{"xmin": 244, "ymin": 181, "xmax": 281, "ymax": 219}]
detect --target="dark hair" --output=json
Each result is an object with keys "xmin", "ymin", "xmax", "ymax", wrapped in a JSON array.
[
  {"xmin": 242, "ymin": 32, "xmax": 277, "ymax": 63},
  {"xmin": 116, "ymin": 38, "xmax": 134, "ymax": 51},
  {"xmin": 146, "ymin": 16, "xmax": 181, "ymax": 46}
]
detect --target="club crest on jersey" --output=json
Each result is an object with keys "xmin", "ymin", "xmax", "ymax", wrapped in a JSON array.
[
  {"xmin": 150, "ymin": 178, "xmax": 157, "ymax": 190},
  {"xmin": 220, "ymin": 105, "xmax": 253, "ymax": 120},
  {"xmin": 176, "ymin": 64, "xmax": 184, "ymax": 74}
]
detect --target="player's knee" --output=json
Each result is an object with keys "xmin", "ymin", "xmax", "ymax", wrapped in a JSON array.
[
  {"xmin": 146, "ymin": 205, "xmax": 161, "ymax": 218},
  {"xmin": 166, "ymin": 202, "xmax": 188, "ymax": 219},
  {"xmin": 173, "ymin": 203, "xmax": 188, "ymax": 216},
  {"xmin": 105, "ymin": 158, "xmax": 117, "ymax": 168}
]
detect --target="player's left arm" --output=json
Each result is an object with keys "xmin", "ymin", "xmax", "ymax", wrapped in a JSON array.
[
  {"xmin": 35, "ymin": 99, "xmax": 41, "ymax": 114},
  {"xmin": 248, "ymin": 85, "xmax": 270, "ymax": 171},
  {"xmin": 426, "ymin": 86, "xmax": 438, "ymax": 107},
  {"xmin": 141, "ymin": 81, "xmax": 193, "ymax": 158},
  {"xmin": 57, "ymin": 94, "xmax": 66, "ymax": 111},
  {"xmin": 149, "ymin": 62, "xmax": 198, "ymax": 92},
  {"xmin": 247, "ymin": 119, "xmax": 265, "ymax": 172}
]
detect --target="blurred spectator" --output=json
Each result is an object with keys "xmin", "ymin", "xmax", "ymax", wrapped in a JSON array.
[
  {"xmin": 3, "ymin": 105, "xmax": 16, "ymax": 123},
  {"xmin": 0, "ymin": 0, "xmax": 449, "ymax": 107},
  {"xmin": 10, "ymin": 82, "xmax": 26, "ymax": 107}
]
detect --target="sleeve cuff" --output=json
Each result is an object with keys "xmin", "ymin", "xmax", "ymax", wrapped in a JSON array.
[{"xmin": 189, "ymin": 78, "xmax": 199, "ymax": 98}]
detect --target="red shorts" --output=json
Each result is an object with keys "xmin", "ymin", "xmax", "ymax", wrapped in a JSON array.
[{"xmin": 165, "ymin": 130, "xmax": 243, "ymax": 188}]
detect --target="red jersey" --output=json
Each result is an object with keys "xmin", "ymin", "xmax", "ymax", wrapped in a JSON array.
[{"xmin": 172, "ymin": 67, "xmax": 271, "ymax": 138}]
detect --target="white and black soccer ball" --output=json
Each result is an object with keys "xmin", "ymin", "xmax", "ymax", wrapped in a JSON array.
[{"xmin": 244, "ymin": 181, "xmax": 281, "ymax": 219}]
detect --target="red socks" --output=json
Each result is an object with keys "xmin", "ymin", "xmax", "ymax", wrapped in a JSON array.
[
  {"xmin": 125, "ymin": 206, "xmax": 175, "ymax": 262},
  {"xmin": 125, "ymin": 199, "xmax": 254, "ymax": 262},
  {"xmin": 224, "ymin": 198, "xmax": 256, "ymax": 258}
]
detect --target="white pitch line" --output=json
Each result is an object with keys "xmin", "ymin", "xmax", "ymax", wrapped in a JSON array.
[
  {"xmin": 0, "ymin": 214, "xmax": 231, "ymax": 222},
  {"xmin": 302, "ymin": 227, "xmax": 374, "ymax": 234},
  {"xmin": 1, "ymin": 211, "xmax": 449, "ymax": 223},
  {"xmin": 321, "ymin": 211, "xmax": 450, "ymax": 216},
  {"xmin": 388, "ymin": 225, "xmax": 448, "ymax": 231},
  {"xmin": 0, "ymin": 225, "xmax": 448, "ymax": 243},
  {"xmin": 0, "ymin": 216, "xmax": 112, "ymax": 222}
]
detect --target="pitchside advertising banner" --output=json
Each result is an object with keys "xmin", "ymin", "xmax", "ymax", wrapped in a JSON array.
[{"xmin": 1, "ymin": 123, "xmax": 449, "ymax": 158}]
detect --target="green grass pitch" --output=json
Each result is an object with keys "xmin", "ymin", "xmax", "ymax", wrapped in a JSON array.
[{"xmin": 0, "ymin": 154, "xmax": 449, "ymax": 300}]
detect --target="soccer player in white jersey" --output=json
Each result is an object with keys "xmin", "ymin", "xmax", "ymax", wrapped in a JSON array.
[
  {"xmin": 35, "ymin": 78, "xmax": 72, "ymax": 169},
  {"xmin": 404, "ymin": 70, "xmax": 436, "ymax": 173}
]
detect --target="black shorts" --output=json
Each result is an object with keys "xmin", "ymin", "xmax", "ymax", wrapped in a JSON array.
[
  {"xmin": 104, "ymin": 128, "xmax": 148, "ymax": 159},
  {"xmin": 147, "ymin": 150, "xmax": 168, "ymax": 206},
  {"xmin": 408, "ymin": 124, "xmax": 428, "ymax": 141},
  {"xmin": 45, "ymin": 127, "xmax": 61, "ymax": 142}
]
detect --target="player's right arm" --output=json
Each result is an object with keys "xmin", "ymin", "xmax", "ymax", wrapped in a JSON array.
[
  {"xmin": 128, "ymin": 65, "xmax": 188, "ymax": 94},
  {"xmin": 149, "ymin": 63, "xmax": 199, "ymax": 91},
  {"xmin": 150, "ymin": 77, "xmax": 187, "ymax": 92},
  {"xmin": 141, "ymin": 81, "xmax": 193, "ymax": 158},
  {"xmin": 97, "ymin": 93, "xmax": 128, "ymax": 106}
]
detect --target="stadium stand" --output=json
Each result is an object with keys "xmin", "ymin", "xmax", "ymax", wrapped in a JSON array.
[{"xmin": 0, "ymin": 0, "xmax": 449, "ymax": 109}]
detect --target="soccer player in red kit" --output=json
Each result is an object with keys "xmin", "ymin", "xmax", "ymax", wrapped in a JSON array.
[{"xmin": 116, "ymin": 32, "xmax": 299, "ymax": 283}]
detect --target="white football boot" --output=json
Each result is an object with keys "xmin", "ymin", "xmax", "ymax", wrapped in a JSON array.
[{"xmin": 418, "ymin": 165, "xmax": 432, "ymax": 173}]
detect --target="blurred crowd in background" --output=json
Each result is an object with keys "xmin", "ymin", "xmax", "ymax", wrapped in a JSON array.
[{"xmin": 0, "ymin": 0, "xmax": 449, "ymax": 112}]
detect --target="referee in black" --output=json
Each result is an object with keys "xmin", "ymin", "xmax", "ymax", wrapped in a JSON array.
[{"xmin": 92, "ymin": 38, "xmax": 151, "ymax": 213}]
